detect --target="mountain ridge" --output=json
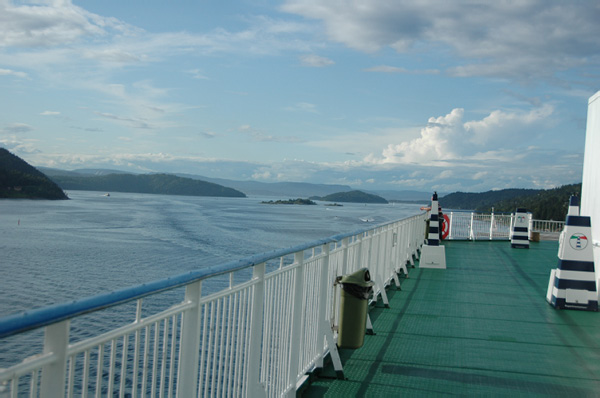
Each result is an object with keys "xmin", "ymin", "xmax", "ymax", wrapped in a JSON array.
[
  {"xmin": 48, "ymin": 173, "xmax": 246, "ymax": 198},
  {"xmin": 0, "ymin": 148, "xmax": 68, "ymax": 199}
]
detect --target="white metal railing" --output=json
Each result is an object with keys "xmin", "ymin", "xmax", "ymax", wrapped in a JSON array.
[
  {"xmin": 530, "ymin": 219, "xmax": 565, "ymax": 234},
  {"xmin": 0, "ymin": 213, "xmax": 427, "ymax": 397},
  {"xmin": 443, "ymin": 211, "xmax": 564, "ymax": 241}
]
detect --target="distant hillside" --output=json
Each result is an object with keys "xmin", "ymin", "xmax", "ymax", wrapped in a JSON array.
[
  {"xmin": 489, "ymin": 183, "xmax": 581, "ymax": 220},
  {"xmin": 177, "ymin": 173, "xmax": 353, "ymax": 197},
  {"xmin": 261, "ymin": 198, "xmax": 317, "ymax": 205},
  {"xmin": 369, "ymin": 189, "xmax": 432, "ymax": 202},
  {"xmin": 315, "ymin": 190, "xmax": 389, "ymax": 204},
  {"xmin": 0, "ymin": 148, "xmax": 68, "ymax": 199},
  {"xmin": 439, "ymin": 184, "xmax": 581, "ymax": 221},
  {"xmin": 440, "ymin": 189, "xmax": 542, "ymax": 210},
  {"xmin": 50, "ymin": 173, "xmax": 246, "ymax": 198}
]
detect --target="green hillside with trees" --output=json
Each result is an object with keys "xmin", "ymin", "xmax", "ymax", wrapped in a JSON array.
[
  {"xmin": 314, "ymin": 190, "xmax": 389, "ymax": 204},
  {"xmin": 0, "ymin": 148, "xmax": 68, "ymax": 199},
  {"xmin": 440, "ymin": 183, "xmax": 581, "ymax": 221},
  {"xmin": 51, "ymin": 173, "xmax": 246, "ymax": 198},
  {"xmin": 486, "ymin": 183, "xmax": 581, "ymax": 220},
  {"xmin": 440, "ymin": 189, "xmax": 542, "ymax": 210}
]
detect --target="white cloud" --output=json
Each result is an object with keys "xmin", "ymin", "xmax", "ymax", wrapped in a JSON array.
[
  {"xmin": 367, "ymin": 105, "xmax": 555, "ymax": 166},
  {"xmin": 472, "ymin": 171, "xmax": 488, "ymax": 180},
  {"xmin": 187, "ymin": 69, "xmax": 209, "ymax": 80},
  {"xmin": 41, "ymin": 110, "xmax": 60, "ymax": 116},
  {"xmin": 282, "ymin": 0, "xmax": 600, "ymax": 82},
  {"xmin": 438, "ymin": 170, "xmax": 453, "ymax": 179},
  {"xmin": 0, "ymin": 0, "xmax": 131, "ymax": 48},
  {"xmin": 365, "ymin": 65, "xmax": 439, "ymax": 75},
  {"xmin": 238, "ymin": 124, "xmax": 302, "ymax": 143},
  {"xmin": 0, "ymin": 68, "xmax": 28, "ymax": 78},
  {"xmin": 285, "ymin": 102, "xmax": 318, "ymax": 113},
  {"xmin": 252, "ymin": 170, "xmax": 272, "ymax": 180},
  {"xmin": 300, "ymin": 54, "xmax": 334, "ymax": 67},
  {"xmin": 1, "ymin": 123, "xmax": 34, "ymax": 134}
]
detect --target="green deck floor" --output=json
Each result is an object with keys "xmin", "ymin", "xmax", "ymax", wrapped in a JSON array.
[{"xmin": 302, "ymin": 240, "xmax": 600, "ymax": 397}]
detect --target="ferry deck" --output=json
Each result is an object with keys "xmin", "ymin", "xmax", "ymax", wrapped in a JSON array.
[{"xmin": 302, "ymin": 240, "xmax": 600, "ymax": 397}]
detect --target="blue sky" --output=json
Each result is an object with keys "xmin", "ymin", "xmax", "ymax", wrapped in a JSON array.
[{"xmin": 1, "ymin": 0, "xmax": 599, "ymax": 192}]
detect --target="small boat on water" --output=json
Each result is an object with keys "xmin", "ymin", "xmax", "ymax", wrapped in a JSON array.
[{"xmin": 103, "ymin": 193, "xmax": 110, "ymax": 197}]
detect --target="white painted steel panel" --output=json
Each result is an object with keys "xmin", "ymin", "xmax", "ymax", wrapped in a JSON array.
[{"xmin": 581, "ymin": 90, "xmax": 600, "ymax": 292}]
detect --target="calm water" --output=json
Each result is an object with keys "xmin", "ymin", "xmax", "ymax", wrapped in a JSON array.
[{"xmin": 0, "ymin": 190, "xmax": 421, "ymax": 367}]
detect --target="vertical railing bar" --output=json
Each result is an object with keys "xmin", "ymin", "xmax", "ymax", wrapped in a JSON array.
[
  {"xmin": 271, "ymin": 274, "xmax": 281, "ymax": 395},
  {"xmin": 241, "ymin": 289, "xmax": 252, "ymax": 397},
  {"xmin": 132, "ymin": 299, "xmax": 143, "ymax": 398},
  {"xmin": 233, "ymin": 289, "xmax": 246, "ymax": 396},
  {"xmin": 30, "ymin": 370, "xmax": 40, "ymax": 397},
  {"xmin": 286, "ymin": 251, "xmax": 305, "ymax": 396},
  {"xmin": 261, "ymin": 277, "xmax": 274, "ymax": 390},
  {"xmin": 82, "ymin": 350, "xmax": 90, "ymax": 398},
  {"xmin": 226, "ymin": 292, "xmax": 239, "ymax": 397},
  {"xmin": 168, "ymin": 314, "xmax": 177, "ymax": 398},
  {"xmin": 273, "ymin": 270, "xmax": 284, "ymax": 392},
  {"xmin": 211, "ymin": 298, "xmax": 223, "ymax": 397},
  {"xmin": 278, "ymin": 272, "xmax": 289, "ymax": 395},
  {"xmin": 216, "ymin": 297, "xmax": 228, "ymax": 396},
  {"xmin": 198, "ymin": 300, "xmax": 209, "ymax": 397},
  {"xmin": 31, "ymin": 368, "xmax": 39, "ymax": 398},
  {"xmin": 203, "ymin": 301, "xmax": 215, "ymax": 398},
  {"xmin": 277, "ymin": 273, "xmax": 288, "ymax": 394},
  {"xmin": 151, "ymin": 322, "xmax": 159, "ymax": 398},
  {"xmin": 247, "ymin": 262, "xmax": 267, "ymax": 397},
  {"xmin": 120, "ymin": 333, "xmax": 129, "ymax": 398},
  {"xmin": 40, "ymin": 320, "xmax": 70, "ymax": 397},
  {"xmin": 141, "ymin": 325, "xmax": 150, "ymax": 396},
  {"xmin": 10, "ymin": 376, "xmax": 17, "ymax": 398},
  {"xmin": 159, "ymin": 318, "xmax": 169, "ymax": 398},
  {"xmin": 176, "ymin": 281, "xmax": 202, "ymax": 398},
  {"xmin": 107, "ymin": 338, "xmax": 117, "ymax": 397},
  {"xmin": 95, "ymin": 345, "xmax": 104, "ymax": 398},
  {"xmin": 66, "ymin": 355, "xmax": 75, "ymax": 398}
]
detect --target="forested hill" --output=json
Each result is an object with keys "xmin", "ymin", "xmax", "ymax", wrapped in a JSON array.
[
  {"xmin": 485, "ymin": 183, "xmax": 581, "ymax": 221},
  {"xmin": 441, "ymin": 189, "xmax": 542, "ymax": 210},
  {"xmin": 440, "ymin": 183, "xmax": 582, "ymax": 221},
  {"xmin": 51, "ymin": 173, "xmax": 246, "ymax": 198},
  {"xmin": 0, "ymin": 148, "xmax": 68, "ymax": 199},
  {"xmin": 314, "ymin": 190, "xmax": 389, "ymax": 204}
]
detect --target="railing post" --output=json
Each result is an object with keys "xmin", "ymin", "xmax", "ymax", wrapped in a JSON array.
[
  {"xmin": 490, "ymin": 211, "xmax": 495, "ymax": 240},
  {"xmin": 248, "ymin": 262, "xmax": 267, "ymax": 397},
  {"xmin": 528, "ymin": 214, "xmax": 534, "ymax": 240},
  {"xmin": 355, "ymin": 233, "xmax": 364, "ymax": 272},
  {"xmin": 40, "ymin": 320, "xmax": 69, "ymax": 398},
  {"xmin": 469, "ymin": 212, "xmax": 475, "ymax": 240},
  {"xmin": 176, "ymin": 280, "xmax": 203, "ymax": 397},
  {"xmin": 287, "ymin": 251, "xmax": 305, "ymax": 397},
  {"xmin": 319, "ymin": 243, "xmax": 345, "ymax": 379},
  {"xmin": 449, "ymin": 212, "xmax": 454, "ymax": 240},
  {"xmin": 316, "ymin": 244, "xmax": 330, "ymax": 369},
  {"xmin": 340, "ymin": 237, "xmax": 349, "ymax": 277}
]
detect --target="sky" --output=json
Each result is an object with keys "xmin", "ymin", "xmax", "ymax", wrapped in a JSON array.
[{"xmin": 1, "ymin": 0, "xmax": 599, "ymax": 193}]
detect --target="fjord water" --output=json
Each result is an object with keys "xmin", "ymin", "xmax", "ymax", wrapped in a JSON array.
[{"xmin": 0, "ymin": 190, "xmax": 421, "ymax": 367}]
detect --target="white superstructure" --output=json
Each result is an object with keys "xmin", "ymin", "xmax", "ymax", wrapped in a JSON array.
[{"xmin": 580, "ymin": 90, "xmax": 600, "ymax": 292}]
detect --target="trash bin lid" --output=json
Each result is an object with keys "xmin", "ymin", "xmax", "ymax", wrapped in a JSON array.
[{"xmin": 340, "ymin": 267, "xmax": 375, "ymax": 287}]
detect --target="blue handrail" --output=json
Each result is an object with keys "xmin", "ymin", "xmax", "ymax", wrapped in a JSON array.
[{"xmin": 0, "ymin": 220, "xmax": 399, "ymax": 339}]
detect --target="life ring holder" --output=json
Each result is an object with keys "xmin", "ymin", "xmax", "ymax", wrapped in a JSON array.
[{"xmin": 442, "ymin": 214, "xmax": 450, "ymax": 240}]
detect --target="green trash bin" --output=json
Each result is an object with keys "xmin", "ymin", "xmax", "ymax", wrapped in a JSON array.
[{"xmin": 337, "ymin": 268, "xmax": 374, "ymax": 349}]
